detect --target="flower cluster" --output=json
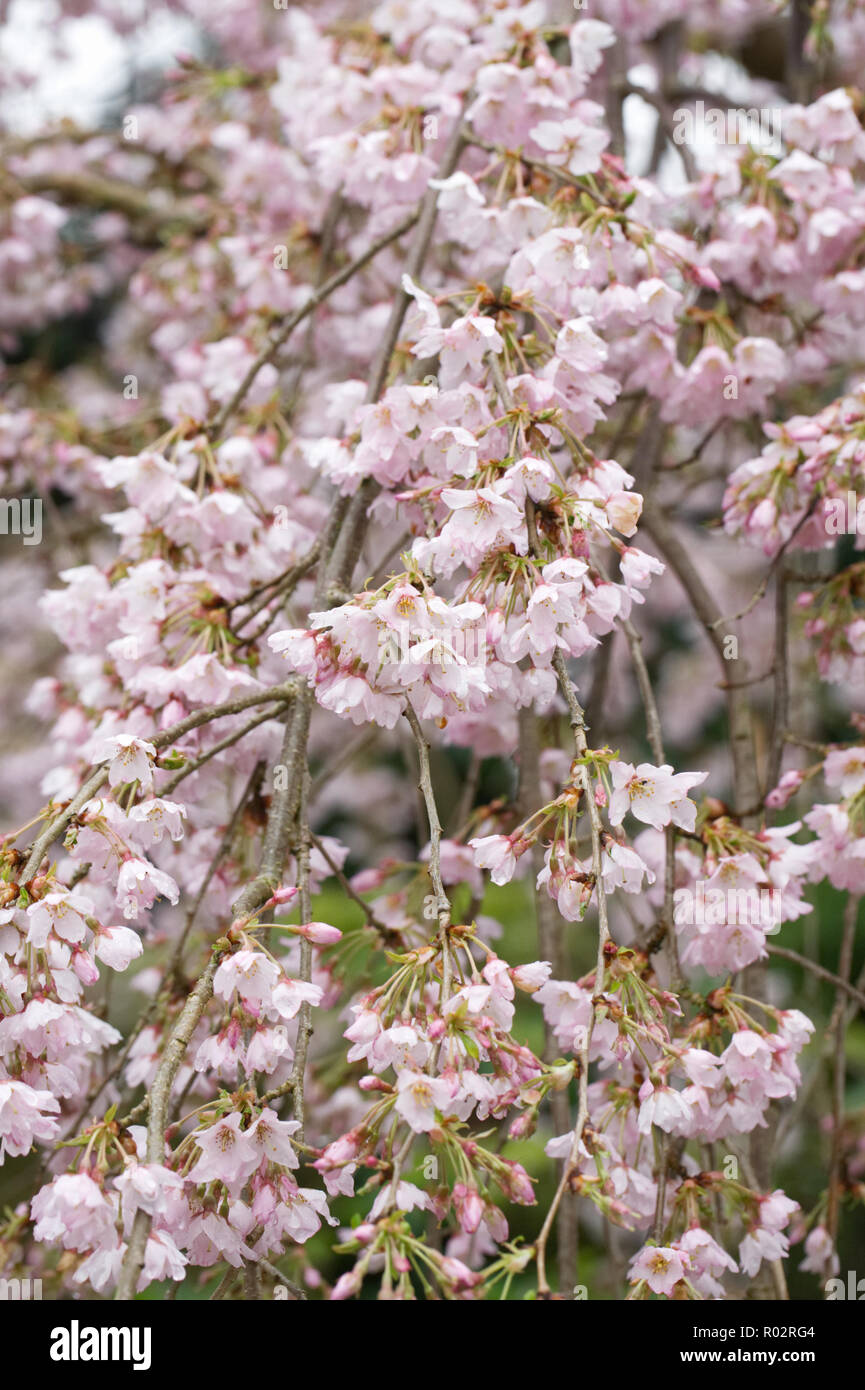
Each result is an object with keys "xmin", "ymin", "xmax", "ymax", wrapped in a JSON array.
[{"xmin": 1, "ymin": 0, "xmax": 863, "ymax": 1306}]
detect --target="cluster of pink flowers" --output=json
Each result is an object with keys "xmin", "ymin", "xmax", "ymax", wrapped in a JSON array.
[{"xmin": 1, "ymin": 0, "xmax": 864, "ymax": 1304}]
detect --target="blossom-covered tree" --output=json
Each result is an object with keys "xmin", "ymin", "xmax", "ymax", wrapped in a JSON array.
[{"xmin": 1, "ymin": 0, "xmax": 865, "ymax": 1303}]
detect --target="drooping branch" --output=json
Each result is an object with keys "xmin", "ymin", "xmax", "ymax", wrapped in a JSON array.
[
  {"xmin": 20, "ymin": 680, "xmax": 297, "ymax": 883},
  {"xmin": 640, "ymin": 502, "xmax": 762, "ymax": 824}
]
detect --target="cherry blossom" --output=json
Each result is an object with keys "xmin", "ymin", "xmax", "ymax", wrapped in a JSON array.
[{"xmin": 0, "ymin": 0, "xmax": 860, "ymax": 1309}]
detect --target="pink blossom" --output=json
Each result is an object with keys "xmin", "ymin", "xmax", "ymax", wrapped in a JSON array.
[
  {"xmin": 629, "ymin": 1244, "xmax": 691, "ymax": 1297},
  {"xmin": 94, "ymin": 926, "xmax": 143, "ymax": 971},
  {"xmin": 395, "ymin": 1070, "xmax": 455, "ymax": 1132},
  {"xmin": 189, "ymin": 1112, "xmax": 261, "ymax": 1189},
  {"xmin": 0, "ymin": 1080, "xmax": 60, "ymax": 1158},
  {"xmin": 609, "ymin": 761, "xmax": 707, "ymax": 833},
  {"xmin": 100, "ymin": 735, "xmax": 158, "ymax": 790},
  {"xmin": 246, "ymin": 1109, "xmax": 301, "ymax": 1169},
  {"xmin": 637, "ymin": 1078, "xmax": 694, "ymax": 1136},
  {"xmin": 139, "ymin": 1230, "xmax": 187, "ymax": 1289},
  {"xmin": 116, "ymin": 859, "xmax": 179, "ymax": 921},
  {"xmin": 799, "ymin": 1224, "xmax": 839, "ymax": 1277},
  {"xmin": 128, "ymin": 798, "xmax": 186, "ymax": 844},
  {"xmin": 31, "ymin": 1173, "xmax": 117, "ymax": 1251},
  {"xmin": 26, "ymin": 891, "xmax": 93, "ymax": 948},
  {"xmin": 823, "ymin": 747, "xmax": 865, "ymax": 798},
  {"xmin": 213, "ymin": 949, "xmax": 281, "ymax": 1005},
  {"xmin": 468, "ymin": 833, "xmax": 520, "ymax": 885},
  {"xmin": 370, "ymin": 1180, "xmax": 429, "ymax": 1219}
]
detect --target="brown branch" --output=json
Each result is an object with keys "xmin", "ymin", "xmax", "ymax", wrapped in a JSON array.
[
  {"xmin": 403, "ymin": 701, "xmax": 451, "ymax": 931},
  {"xmin": 324, "ymin": 105, "xmax": 470, "ymax": 593},
  {"xmin": 462, "ymin": 129, "xmax": 601, "ymax": 203},
  {"xmin": 159, "ymin": 705, "xmax": 283, "ymax": 796},
  {"xmin": 115, "ymin": 705, "xmax": 304, "ymax": 1298},
  {"xmin": 20, "ymin": 680, "xmax": 296, "ymax": 883},
  {"xmin": 309, "ymin": 831, "xmax": 396, "ymax": 941},
  {"xmin": 616, "ymin": 79, "xmax": 698, "ymax": 183},
  {"xmin": 115, "ymin": 950, "xmax": 224, "ymax": 1299},
  {"xmin": 639, "ymin": 502, "xmax": 762, "ymax": 825},
  {"xmin": 767, "ymin": 944, "xmax": 865, "ymax": 1012},
  {"xmin": 11, "ymin": 170, "xmax": 207, "ymax": 242},
  {"xmin": 290, "ymin": 767, "xmax": 313, "ymax": 1143},
  {"xmin": 619, "ymin": 615, "xmax": 682, "ymax": 989},
  {"xmin": 517, "ymin": 703, "xmax": 576, "ymax": 1293},
  {"xmin": 518, "ymin": 499, "xmax": 611, "ymax": 1296},
  {"xmin": 765, "ymin": 570, "xmax": 789, "ymax": 798}
]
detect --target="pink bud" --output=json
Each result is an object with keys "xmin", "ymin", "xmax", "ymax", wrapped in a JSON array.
[
  {"xmin": 765, "ymin": 768, "xmax": 805, "ymax": 810},
  {"xmin": 331, "ymin": 1270, "xmax": 362, "ymax": 1300},
  {"xmin": 453, "ymin": 1182, "xmax": 484, "ymax": 1234},
  {"xmin": 350, "ymin": 867, "xmax": 389, "ymax": 892},
  {"xmin": 594, "ymin": 783, "xmax": 607, "ymax": 808},
  {"xmin": 509, "ymin": 1112, "xmax": 536, "ymax": 1141},
  {"xmin": 72, "ymin": 950, "xmax": 100, "ymax": 985},
  {"xmin": 297, "ymin": 920, "xmax": 342, "ymax": 945},
  {"xmin": 688, "ymin": 264, "xmax": 721, "ymax": 290},
  {"xmin": 498, "ymin": 1159, "xmax": 535, "ymax": 1205},
  {"xmin": 440, "ymin": 1256, "xmax": 480, "ymax": 1290},
  {"xmin": 753, "ymin": 497, "xmax": 778, "ymax": 529}
]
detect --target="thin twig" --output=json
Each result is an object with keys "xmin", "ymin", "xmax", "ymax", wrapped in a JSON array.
[
  {"xmin": 767, "ymin": 944, "xmax": 865, "ymax": 1012},
  {"xmin": 290, "ymin": 767, "xmax": 314, "ymax": 1144},
  {"xmin": 619, "ymin": 615, "xmax": 681, "ymax": 989},
  {"xmin": 403, "ymin": 701, "xmax": 451, "ymax": 933},
  {"xmin": 517, "ymin": 703, "xmax": 576, "ymax": 1294},
  {"xmin": 210, "ymin": 208, "xmax": 423, "ymax": 437},
  {"xmin": 159, "ymin": 706, "xmax": 283, "ymax": 797},
  {"xmin": 765, "ymin": 569, "xmax": 789, "ymax": 798}
]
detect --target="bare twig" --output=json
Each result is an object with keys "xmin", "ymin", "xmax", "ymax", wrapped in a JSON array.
[
  {"xmin": 159, "ymin": 706, "xmax": 283, "ymax": 796},
  {"xmin": 517, "ymin": 703, "xmax": 576, "ymax": 1294},
  {"xmin": 210, "ymin": 208, "xmax": 423, "ymax": 437},
  {"xmin": 290, "ymin": 766, "xmax": 314, "ymax": 1143},
  {"xmin": 639, "ymin": 502, "xmax": 762, "ymax": 825},
  {"xmin": 767, "ymin": 944, "xmax": 865, "ymax": 1012},
  {"xmin": 619, "ymin": 615, "xmax": 681, "ymax": 989},
  {"xmin": 765, "ymin": 570, "xmax": 789, "ymax": 798},
  {"xmin": 403, "ymin": 701, "xmax": 451, "ymax": 933}
]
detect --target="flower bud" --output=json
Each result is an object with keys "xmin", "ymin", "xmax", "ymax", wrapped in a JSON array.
[{"xmin": 296, "ymin": 920, "xmax": 342, "ymax": 945}]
